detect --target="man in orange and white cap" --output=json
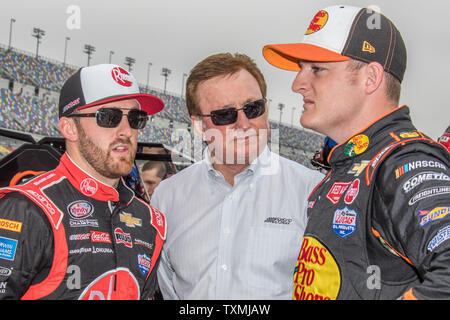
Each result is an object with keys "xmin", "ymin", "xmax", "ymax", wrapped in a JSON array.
[{"xmin": 263, "ymin": 5, "xmax": 450, "ymax": 300}]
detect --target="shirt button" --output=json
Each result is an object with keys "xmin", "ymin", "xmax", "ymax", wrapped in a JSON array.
[
  {"xmin": 224, "ymin": 228, "xmax": 231, "ymax": 234},
  {"xmin": 221, "ymin": 264, "xmax": 228, "ymax": 271}
]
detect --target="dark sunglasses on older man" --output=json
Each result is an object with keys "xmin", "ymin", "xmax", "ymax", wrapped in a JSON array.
[
  {"xmin": 198, "ymin": 98, "xmax": 266, "ymax": 126},
  {"xmin": 68, "ymin": 107, "xmax": 148, "ymax": 129}
]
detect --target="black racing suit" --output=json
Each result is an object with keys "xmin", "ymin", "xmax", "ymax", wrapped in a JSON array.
[
  {"xmin": 0, "ymin": 152, "xmax": 166, "ymax": 299},
  {"xmin": 293, "ymin": 106, "xmax": 450, "ymax": 299}
]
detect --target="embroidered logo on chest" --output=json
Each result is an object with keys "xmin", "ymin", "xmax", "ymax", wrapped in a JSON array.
[{"xmin": 332, "ymin": 207, "xmax": 357, "ymax": 238}]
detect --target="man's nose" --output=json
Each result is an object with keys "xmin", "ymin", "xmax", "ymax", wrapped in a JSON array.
[
  {"xmin": 116, "ymin": 114, "xmax": 134, "ymax": 137},
  {"xmin": 235, "ymin": 108, "xmax": 251, "ymax": 130},
  {"xmin": 291, "ymin": 69, "xmax": 310, "ymax": 94}
]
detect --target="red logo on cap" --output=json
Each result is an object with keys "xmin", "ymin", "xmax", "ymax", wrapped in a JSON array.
[
  {"xmin": 305, "ymin": 10, "xmax": 328, "ymax": 35},
  {"xmin": 111, "ymin": 67, "xmax": 133, "ymax": 87}
]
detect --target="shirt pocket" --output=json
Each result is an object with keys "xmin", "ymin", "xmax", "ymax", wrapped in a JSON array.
[{"xmin": 240, "ymin": 225, "xmax": 302, "ymax": 297}]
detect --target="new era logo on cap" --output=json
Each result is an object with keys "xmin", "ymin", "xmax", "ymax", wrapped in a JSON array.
[
  {"xmin": 262, "ymin": 5, "xmax": 407, "ymax": 82},
  {"xmin": 59, "ymin": 64, "xmax": 164, "ymax": 117}
]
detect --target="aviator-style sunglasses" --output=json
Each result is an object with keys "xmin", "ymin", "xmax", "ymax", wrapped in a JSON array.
[
  {"xmin": 197, "ymin": 98, "xmax": 267, "ymax": 126},
  {"xmin": 67, "ymin": 107, "xmax": 148, "ymax": 129}
]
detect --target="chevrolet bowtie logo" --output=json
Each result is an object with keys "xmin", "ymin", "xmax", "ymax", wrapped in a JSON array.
[
  {"xmin": 120, "ymin": 212, "xmax": 142, "ymax": 227},
  {"xmin": 348, "ymin": 160, "xmax": 370, "ymax": 176}
]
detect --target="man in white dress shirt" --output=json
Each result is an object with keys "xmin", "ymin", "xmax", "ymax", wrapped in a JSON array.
[{"xmin": 151, "ymin": 53, "xmax": 324, "ymax": 299}]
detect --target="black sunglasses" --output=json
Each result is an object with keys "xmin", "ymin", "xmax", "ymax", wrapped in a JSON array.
[
  {"xmin": 198, "ymin": 98, "xmax": 267, "ymax": 126},
  {"xmin": 68, "ymin": 108, "xmax": 148, "ymax": 129}
]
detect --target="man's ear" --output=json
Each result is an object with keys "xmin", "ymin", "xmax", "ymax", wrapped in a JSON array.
[
  {"xmin": 191, "ymin": 116, "xmax": 205, "ymax": 140},
  {"xmin": 58, "ymin": 117, "xmax": 78, "ymax": 142},
  {"xmin": 365, "ymin": 62, "xmax": 384, "ymax": 95}
]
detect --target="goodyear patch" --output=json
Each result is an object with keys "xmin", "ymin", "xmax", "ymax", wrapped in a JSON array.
[
  {"xmin": 419, "ymin": 207, "xmax": 450, "ymax": 227},
  {"xmin": 0, "ymin": 236, "xmax": 18, "ymax": 261},
  {"xmin": 0, "ymin": 218, "xmax": 22, "ymax": 233}
]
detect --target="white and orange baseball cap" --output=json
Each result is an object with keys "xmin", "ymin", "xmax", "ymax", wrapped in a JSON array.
[
  {"xmin": 262, "ymin": 5, "xmax": 407, "ymax": 82},
  {"xmin": 59, "ymin": 64, "xmax": 164, "ymax": 117}
]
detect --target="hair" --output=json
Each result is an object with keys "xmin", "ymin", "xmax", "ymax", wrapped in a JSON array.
[
  {"xmin": 346, "ymin": 59, "xmax": 401, "ymax": 104},
  {"xmin": 142, "ymin": 160, "xmax": 167, "ymax": 179},
  {"xmin": 185, "ymin": 53, "xmax": 267, "ymax": 116}
]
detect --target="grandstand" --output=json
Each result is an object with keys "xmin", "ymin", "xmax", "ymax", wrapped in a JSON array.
[{"xmin": 0, "ymin": 44, "xmax": 324, "ymax": 169}]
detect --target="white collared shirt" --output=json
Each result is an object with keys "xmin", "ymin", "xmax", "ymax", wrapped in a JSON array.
[{"xmin": 151, "ymin": 146, "xmax": 324, "ymax": 299}]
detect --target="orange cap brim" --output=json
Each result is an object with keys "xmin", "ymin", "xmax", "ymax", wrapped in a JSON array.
[{"xmin": 262, "ymin": 43, "xmax": 350, "ymax": 71}]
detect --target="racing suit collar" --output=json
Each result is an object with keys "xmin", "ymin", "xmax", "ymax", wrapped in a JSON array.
[
  {"xmin": 327, "ymin": 105, "xmax": 412, "ymax": 166},
  {"xmin": 57, "ymin": 152, "xmax": 135, "ymax": 203}
]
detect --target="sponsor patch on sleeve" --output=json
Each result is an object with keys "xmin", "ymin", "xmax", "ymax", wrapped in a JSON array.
[
  {"xmin": 428, "ymin": 225, "xmax": 450, "ymax": 252},
  {"xmin": 0, "ymin": 236, "xmax": 18, "ymax": 261},
  {"xmin": 419, "ymin": 207, "xmax": 450, "ymax": 227},
  {"xmin": 0, "ymin": 219, "xmax": 22, "ymax": 233}
]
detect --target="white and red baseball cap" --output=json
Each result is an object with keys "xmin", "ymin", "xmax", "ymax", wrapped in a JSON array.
[
  {"xmin": 59, "ymin": 64, "xmax": 164, "ymax": 117},
  {"xmin": 262, "ymin": 5, "xmax": 407, "ymax": 82}
]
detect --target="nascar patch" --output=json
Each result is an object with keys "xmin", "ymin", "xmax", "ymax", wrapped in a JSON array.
[{"xmin": 395, "ymin": 160, "xmax": 447, "ymax": 179}]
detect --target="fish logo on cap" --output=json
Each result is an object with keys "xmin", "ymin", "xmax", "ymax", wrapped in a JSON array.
[{"xmin": 305, "ymin": 10, "xmax": 328, "ymax": 35}]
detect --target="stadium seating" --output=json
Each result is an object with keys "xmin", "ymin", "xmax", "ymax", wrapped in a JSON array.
[{"xmin": 0, "ymin": 46, "xmax": 323, "ymax": 168}]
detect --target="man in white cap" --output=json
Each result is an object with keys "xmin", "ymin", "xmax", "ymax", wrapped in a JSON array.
[
  {"xmin": 0, "ymin": 64, "xmax": 166, "ymax": 300},
  {"xmin": 263, "ymin": 5, "xmax": 450, "ymax": 299}
]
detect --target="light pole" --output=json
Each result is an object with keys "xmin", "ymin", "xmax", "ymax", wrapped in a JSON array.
[
  {"xmin": 8, "ymin": 18, "xmax": 16, "ymax": 49},
  {"xmin": 278, "ymin": 103, "xmax": 285, "ymax": 125},
  {"xmin": 32, "ymin": 27, "xmax": 45, "ymax": 58},
  {"xmin": 291, "ymin": 106, "xmax": 296, "ymax": 127},
  {"xmin": 124, "ymin": 57, "xmax": 136, "ymax": 72},
  {"xmin": 63, "ymin": 36, "xmax": 70, "ymax": 66},
  {"xmin": 83, "ymin": 44, "xmax": 95, "ymax": 66},
  {"xmin": 109, "ymin": 50, "xmax": 114, "ymax": 63},
  {"xmin": 181, "ymin": 73, "xmax": 188, "ymax": 98},
  {"xmin": 146, "ymin": 62, "xmax": 152, "ymax": 92},
  {"xmin": 161, "ymin": 67, "xmax": 171, "ymax": 94}
]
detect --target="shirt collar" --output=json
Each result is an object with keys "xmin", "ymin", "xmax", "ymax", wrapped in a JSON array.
[
  {"xmin": 328, "ymin": 105, "xmax": 413, "ymax": 165},
  {"xmin": 204, "ymin": 144, "xmax": 270, "ymax": 178},
  {"xmin": 56, "ymin": 152, "xmax": 135, "ymax": 203}
]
